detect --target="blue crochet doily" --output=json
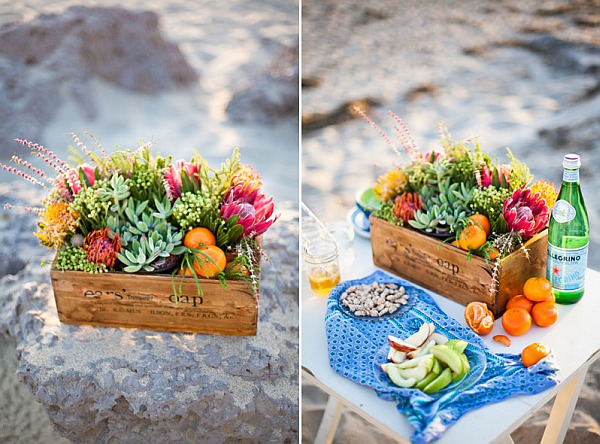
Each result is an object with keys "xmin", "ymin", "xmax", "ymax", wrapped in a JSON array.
[{"xmin": 325, "ymin": 270, "xmax": 560, "ymax": 444}]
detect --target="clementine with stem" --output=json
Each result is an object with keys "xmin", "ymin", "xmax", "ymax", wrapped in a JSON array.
[
  {"xmin": 184, "ymin": 227, "xmax": 216, "ymax": 249},
  {"xmin": 521, "ymin": 342, "xmax": 551, "ymax": 367}
]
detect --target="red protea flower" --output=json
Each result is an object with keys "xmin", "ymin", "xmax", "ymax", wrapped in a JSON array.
[
  {"xmin": 392, "ymin": 192, "xmax": 422, "ymax": 223},
  {"xmin": 479, "ymin": 164, "xmax": 511, "ymax": 188},
  {"xmin": 220, "ymin": 184, "xmax": 277, "ymax": 237},
  {"xmin": 503, "ymin": 188, "xmax": 550, "ymax": 238},
  {"xmin": 83, "ymin": 228, "xmax": 121, "ymax": 268},
  {"xmin": 164, "ymin": 160, "xmax": 200, "ymax": 201}
]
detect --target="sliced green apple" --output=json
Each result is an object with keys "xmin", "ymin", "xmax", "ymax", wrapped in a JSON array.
[
  {"xmin": 445, "ymin": 339, "xmax": 468, "ymax": 354},
  {"xmin": 414, "ymin": 370, "xmax": 439, "ymax": 390},
  {"xmin": 384, "ymin": 363, "xmax": 417, "ymax": 388},
  {"xmin": 431, "ymin": 344, "xmax": 463, "ymax": 375},
  {"xmin": 423, "ymin": 367, "xmax": 453, "ymax": 394}
]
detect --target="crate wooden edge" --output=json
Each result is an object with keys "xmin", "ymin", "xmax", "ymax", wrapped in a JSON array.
[
  {"xmin": 369, "ymin": 216, "xmax": 548, "ymax": 317},
  {"xmin": 49, "ymin": 266, "xmax": 258, "ymax": 336}
]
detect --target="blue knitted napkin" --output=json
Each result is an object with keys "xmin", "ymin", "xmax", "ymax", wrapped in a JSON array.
[{"xmin": 325, "ymin": 270, "xmax": 560, "ymax": 443}]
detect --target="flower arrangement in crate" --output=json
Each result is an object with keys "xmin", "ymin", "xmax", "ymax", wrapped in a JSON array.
[
  {"xmin": 356, "ymin": 109, "xmax": 558, "ymax": 283},
  {"xmin": 1, "ymin": 134, "xmax": 277, "ymax": 303}
]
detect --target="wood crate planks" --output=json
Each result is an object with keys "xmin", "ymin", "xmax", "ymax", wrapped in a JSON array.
[
  {"xmin": 50, "ymin": 268, "xmax": 258, "ymax": 335},
  {"xmin": 370, "ymin": 216, "xmax": 548, "ymax": 317}
]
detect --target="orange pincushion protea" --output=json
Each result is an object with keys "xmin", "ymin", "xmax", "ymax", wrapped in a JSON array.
[
  {"xmin": 392, "ymin": 192, "xmax": 422, "ymax": 224},
  {"xmin": 529, "ymin": 179, "xmax": 558, "ymax": 210},
  {"xmin": 83, "ymin": 228, "xmax": 121, "ymax": 268}
]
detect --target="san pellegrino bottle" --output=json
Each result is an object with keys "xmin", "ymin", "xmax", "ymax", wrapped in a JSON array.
[{"xmin": 547, "ymin": 154, "xmax": 589, "ymax": 303}]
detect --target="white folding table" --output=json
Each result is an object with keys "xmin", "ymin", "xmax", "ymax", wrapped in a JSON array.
[{"xmin": 302, "ymin": 234, "xmax": 600, "ymax": 443}]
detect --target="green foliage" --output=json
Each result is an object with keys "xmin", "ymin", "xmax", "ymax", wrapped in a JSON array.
[
  {"xmin": 506, "ymin": 147, "xmax": 533, "ymax": 190},
  {"xmin": 372, "ymin": 200, "xmax": 400, "ymax": 226},
  {"xmin": 470, "ymin": 186, "xmax": 512, "ymax": 234},
  {"xmin": 192, "ymin": 147, "xmax": 241, "ymax": 201},
  {"xmin": 55, "ymin": 245, "xmax": 107, "ymax": 273},
  {"xmin": 71, "ymin": 183, "xmax": 111, "ymax": 234}
]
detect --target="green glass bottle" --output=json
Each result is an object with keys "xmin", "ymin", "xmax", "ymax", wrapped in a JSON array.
[{"xmin": 547, "ymin": 154, "xmax": 589, "ymax": 303}]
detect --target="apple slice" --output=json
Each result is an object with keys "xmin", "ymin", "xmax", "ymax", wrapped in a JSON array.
[
  {"xmin": 405, "ymin": 322, "xmax": 434, "ymax": 347},
  {"xmin": 384, "ymin": 363, "xmax": 417, "ymax": 388},
  {"xmin": 429, "ymin": 332, "xmax": 449, "ymax": 345},
  {"xmin": 397, "ymin": 359, "xmax": 432, "ymax": 381},
  {"xmin": 430, "ymin": 344, "xmax": 464, "ymax": 375},
  {"xmin": 407, "ymin": 339, "xmax": 437, "ymax": 359},
  {"xmin": 423, "ymin": 367, "xmax": 452, "ymax": 394},
  {"xmin": 388, "ymin": 335, "xmax": 418, "ymax": 353},
  {"xmin": 391, "ymin": 350, "xmax": 407, "ymax": 364},
  {"xmin": 396, "ymin": 353, "xmax": 434, "ymax": 369}
]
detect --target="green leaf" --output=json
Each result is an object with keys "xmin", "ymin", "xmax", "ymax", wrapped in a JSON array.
[
  {"xmin": 124, "ymin": 264, "xmax": 143, "ymax": 273},
  {"xmin": 78, "ymin": 168, "xmax": 91, "ymax": 188}
]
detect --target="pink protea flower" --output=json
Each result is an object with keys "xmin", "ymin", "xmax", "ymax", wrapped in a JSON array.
[
  {"xmin": 479, "ymin": 164, "xmax": 511, "ymax": 188},
  {"xmin": 220, "ymin": 184, "xmax": 277, "ymax": 237},
  {"xmin": 164, "ymin": 160, "xmax": 200, "ymax": 201},
  {"xmin": 503, "ymin": 188, "xmax": 550, "ymax": 238}
]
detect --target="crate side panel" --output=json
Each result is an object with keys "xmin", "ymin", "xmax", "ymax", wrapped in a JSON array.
[{"xmin": 370, "ymin": 217, "xmax": 495, "ymax": 309}]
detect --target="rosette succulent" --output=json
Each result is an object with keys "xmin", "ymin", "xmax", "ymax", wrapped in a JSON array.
[{"xmin": 503, "ymin": 188, "xmax": 550, "ymax": 238}]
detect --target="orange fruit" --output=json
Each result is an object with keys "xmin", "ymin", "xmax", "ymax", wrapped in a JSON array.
[
  {"xmin": 531, "ymin": 301, "xmax": 558, "ymax": 327},
  {"xmin": 501, "ymin": 307, "xmax": 532, "ymax": 336},
  {"xmin": 464, "ymin": 301, "xmax": 495, "ymax": 335},
  {"xmin": 506, "ymin": 295, "xmax": 534, "ymax": 313},
  {"xmin": 177, "ymin": 266, "xmax": 193, "ymax": 276},
  {"xmin": 184, "ymin": 227, "xmax": 216, "ymax": 249},
  {"xmin": 458, "ymin": 224, "xmax": 487, "ymax": 251},
  {"xmin": 493, "ymin": 335, "xmax": 511, "ymax": 347},
  {"xmin": 193, "ymin": 245, "xmax": 227, "ymax": 278},
  {"xmin": 469, "ymin": 214, "xmax": 491, "ymax": 236},
  {"xmin": 226, "ymin": 261, "xmax": 250, "ymax": 276},
  {"xmin": 487, "ymin": 246, "xmax": 500, "ymax": 260},
  {"xmin": 451, "ymin": 239, "xmax": 459, "ymax": 247},
  {"xmin": 523, "ymin": 277, "xmax": 553, "ymax": 302},
  {"xmin": 521, "ymin": 342, "xmax": 551, "ymax": 367}
]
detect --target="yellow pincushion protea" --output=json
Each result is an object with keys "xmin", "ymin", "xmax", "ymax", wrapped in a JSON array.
[
  {"xmin": 34, "ymin": 201, "xmax": 79, "ymax": 249},
  {"xmin": 529, "ymin": 179, "xmax": 558, "ymax": 210},
  {"xmin": 373, "ymin": 168, "xmax": 406, "ymax": 202}
]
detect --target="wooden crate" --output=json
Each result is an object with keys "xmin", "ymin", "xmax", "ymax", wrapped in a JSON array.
[
  {"xmin": 370, "ymin": 217, "xmax": 548, "ymax": 318},
  {"xmin": 50, "ymin": 269, "xmax": 258, "ymax": 336}
]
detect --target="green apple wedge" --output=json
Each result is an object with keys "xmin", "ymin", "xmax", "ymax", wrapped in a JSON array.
[
  {"xmin": 423, "ymin": 367, "xmax": 453, "ymax": 394},
  {"xmin": 445, "ymin": 339, "xmax": 468, "ymax": 354},
  {"xmin": 430, "ymin": 344, "xmax": 463, "ymax": 375},
  {"xmin": 414, "ymin": 359, "xmax": 442, "ymax": 390},
  {"xmin": 396, "ymin": 356, "xmax": 434, "ymax": 381},
  {"xmin": 381, "ymin": 363, "xmax": 417, "ymax": 388}
]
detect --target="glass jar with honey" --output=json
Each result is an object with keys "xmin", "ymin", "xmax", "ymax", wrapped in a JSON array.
[{"xmin": 303, "ymin": 240, "xmax": 341, "ymax": 297}]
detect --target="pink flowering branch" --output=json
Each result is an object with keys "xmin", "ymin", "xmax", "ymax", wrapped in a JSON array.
[
  {"xmin": 10, "ymin": 155, "xmax": 54, "ymax": 184},
  {"xmin": 15, "ymin": 138, "xmax": 69, "ymax": 173},
  {"xmin": 388, "ymin": 111, "xmax": 423, "ymax": 162},
  {"xmin": 0, "ymin": 162, "xmax": 49, "ymax": 189},
  {"xmin": 353, "ymin": 106, "xmax": 403, "ymax": 159},
  {"xmin": 82, "ymin": 132, "xmax": 110, "ymax": 160},
  {"xmin": 3, "ymin": 203, "xmax": 43, "ymax": 214}
]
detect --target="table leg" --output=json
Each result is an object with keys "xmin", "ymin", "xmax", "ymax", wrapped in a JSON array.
[
  {"xmin": 314, "ymin": 395, "xmax": 344, "ymax": 444},
  {"xmin": 540, "ymin": 367, "xmax": 588, "ymax": 444}
]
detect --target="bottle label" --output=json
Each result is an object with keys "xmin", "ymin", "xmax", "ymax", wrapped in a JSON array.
[
  {"xmin": 547, "ymin": 243, "xmax": 588, "ymax": 291},
  {"xmin": 552, "ymin": 200, "xmax": 576, "ymax": 223},
  {"xmin": 563, "ymin": 169, "xmax": 579, "ymax": 182}
]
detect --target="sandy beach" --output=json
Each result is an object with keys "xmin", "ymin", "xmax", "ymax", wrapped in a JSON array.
[
  {"xmin": 302, "ymin": 0, "xmax": 600, "ymax": 442},
  {"xmin": 0, "ymin": 0, "xmax": 298, "ymax": 442}
]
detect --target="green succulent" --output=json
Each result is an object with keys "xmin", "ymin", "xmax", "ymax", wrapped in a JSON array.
[
  {"xmin": 408, "ymin": 180, "xmax": 473, "ymax": 235},
  {"xmin": 97, "ymin": 173, "xmax": 131, "ymax": 207},
  {"xmin": 116, "ymin": 226, "xmax": 186, "ymax": 273}
]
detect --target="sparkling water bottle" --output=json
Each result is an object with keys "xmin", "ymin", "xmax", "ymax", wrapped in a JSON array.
[{"xmin": 547, "ymin": 154, "xmax": 589, "ymax": 303}]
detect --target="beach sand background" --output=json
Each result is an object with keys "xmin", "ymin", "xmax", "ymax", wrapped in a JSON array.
[
  {"xmin": 0, "ymin": 1, "xmax": 298, "ymax": 442},
  {"xmin": 302, "ymin": 0, "xmax": 600, "ymax": 442}
]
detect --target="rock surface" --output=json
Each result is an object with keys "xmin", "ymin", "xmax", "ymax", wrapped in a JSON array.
[
  {"xmin": 0, "ymin": 5, "xmax": 198, "ymax": 156},
  {"xmin": 226, "ymin": 44, "xmax": 299, "ymax": 124},
  {"xmin": 0, "ymin": 183, "xmax": 299, "ymax": 443}
]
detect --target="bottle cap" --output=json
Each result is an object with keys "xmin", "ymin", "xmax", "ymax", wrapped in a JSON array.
[{"xmin": 563, "ymin": 153, "xmax": 581, "ymax": 169}]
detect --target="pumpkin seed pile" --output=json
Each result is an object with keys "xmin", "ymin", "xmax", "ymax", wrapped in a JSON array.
[{"xmin": 339, "ymin": 282, "xmax": 408, "ymax": 317}]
